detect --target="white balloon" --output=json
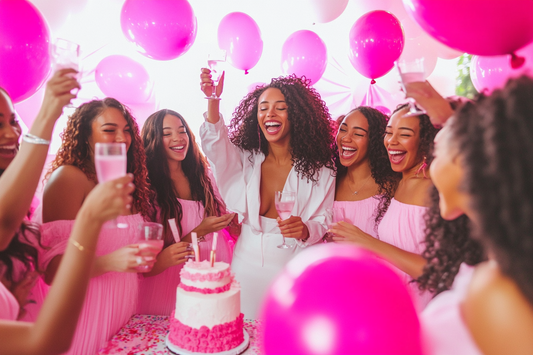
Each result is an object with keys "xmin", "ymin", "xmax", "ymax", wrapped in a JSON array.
[
  {"xmin": 30, "ymin": 0, "xmax": 88, "ymax": 33},
  {"xmin": 400, "ymin": 36, "xmax": 439, "ymax": 77},
  {"xmin": 308, "ymin": 0, "xmax": 349, "ymax": 23}
]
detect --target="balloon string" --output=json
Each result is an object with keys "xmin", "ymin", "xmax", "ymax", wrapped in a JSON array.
[{"xmin": 510, "ymin": 53, "xmax": 526, "ymax": 69}]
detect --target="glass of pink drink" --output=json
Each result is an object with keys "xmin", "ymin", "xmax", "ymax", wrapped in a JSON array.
[
  {"xmin": 136, "ymin": 222, "xmax": 164, "ymax": 272},
  {"xmin": 94, "ymin": 142, "xmax": 128, "ymax": 228},
  {"xmin": 275, "ymin": 191, "xmax": 296, "ymax": 249},
  {"xmin": 395, "ymin": 58, "xmax": 426, "ymax": 117}
]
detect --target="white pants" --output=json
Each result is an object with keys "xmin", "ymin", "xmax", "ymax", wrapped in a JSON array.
[{"xmin": 231, "ymin": 216, "xmax": 300, "ymax": 319}]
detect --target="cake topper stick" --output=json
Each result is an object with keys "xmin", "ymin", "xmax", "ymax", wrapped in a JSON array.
[
  {"xmin": 168, "ymin": 219, "xmax": 180, "ymax": 242},
  {"xmin": 210, "ymin": 232, "xmax": 218, "ymax": 266},
  {"xmin": 191, "ymin": 232, "xmax": 200, "ymax": 262}
]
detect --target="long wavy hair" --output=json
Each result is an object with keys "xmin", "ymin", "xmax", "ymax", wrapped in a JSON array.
[
  {"xmin": 333, "ymin": 106, "xmax": 401, "ymax": 227},
  {"xmin": 229, "ymin": 74, "xmax": 336, "ymax": 182},
  {"xmin": 46, "ymin": 98, "xmax": 155, "ymax": 221},
  {"xmin": 447, "ymin": 76, "xmax": 533, "ymax": 306},
  {"xmin": 142, "ymin": 110, "xmax": 225, "ymax": 246},
  {"xmin": 416, "ymin": 186, "xmax": 486, "ymax": 295}
]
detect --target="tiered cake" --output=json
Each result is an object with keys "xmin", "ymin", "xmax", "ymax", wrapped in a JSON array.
[{"xmin": 168, "ymin": 260, "xmax": 244, "ymax": 353}]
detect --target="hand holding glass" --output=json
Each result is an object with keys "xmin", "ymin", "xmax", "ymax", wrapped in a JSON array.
[
  {"xmin": 275, "ymin": 191, "xmax": 296, "ymax": 249},
  {"xmin": 395, "ymin": 58, "xmax": 426, "ymax": 117},
  {"xmin": 205, "ymin": 50, "xmax": 226, "ymax": 100},
  {"xmin": 94, "ymin": 143, "xmax": 128, "ymax": 228},
  {"xmin": 136, "ymin": 222, "xmax": 164, "ymax": 272},
  {"xmin": 323, "ymin": 207, "xmax": 345, "ymax": 243}
]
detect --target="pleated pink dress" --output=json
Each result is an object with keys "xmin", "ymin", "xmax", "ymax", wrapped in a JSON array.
[
  {"xmin": 421, "ymin": 264, "xmax": 482, "ymax": 355},
  {"xmin": 39, "ymin": 214, "xmax": 143, "ymax": 355},
  {"xmin": 377, "ymin": 198, "xmax": 433, "ymax": 311},
  {"xmin": 334, "ymin": 197, "xmax": 380, "ymax": 238},
  {"xmin": 137, "ymin": 198, "xmax": 232, "ymax": 315}
]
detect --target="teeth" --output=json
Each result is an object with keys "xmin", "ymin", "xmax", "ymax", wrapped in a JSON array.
[
  {"xmin": 171, "ymin": 146, "xmax": 184, "ymax": 150},
  {"xmin": 342, "ymin": 146, "xmax": 356, "ymax": 151},
  {"xmin": 0, "ymin": 144, "xmax": 16, "ymax": 149},
  {"xmin": 265, "ymin": 122, "xmax": 281, "ymax": 127},
  {"xmin": 389, "ymin": 150, "xmax": 405, "ymax": 155}
]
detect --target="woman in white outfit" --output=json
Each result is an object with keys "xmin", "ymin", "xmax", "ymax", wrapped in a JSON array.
[{"xmin": 199, "ymin": 70, "xmax": 336, "ymax": 319}]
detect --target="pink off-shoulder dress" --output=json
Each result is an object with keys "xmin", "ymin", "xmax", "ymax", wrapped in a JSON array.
[
  {"xmin": 334, "ymin": 197, "xmax": 380, "ymax": 238},
  {"xmin": 39, "ymin": 214, "xmax": 143, "ymax": 355},
  {"xmin": 377, "ymin": 198, "xmax": 433, "ymax": 310},
  {"xmin": 137, "ymin": 198, "xmax": 232, "ymax": 315}
]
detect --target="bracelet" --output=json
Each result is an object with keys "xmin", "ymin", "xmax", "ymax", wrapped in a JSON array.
[
  {"xmin": 69, "ymin": 239, "xmax": 94, "ymax": 253},
  {"xmin": 22, "ymin": 133, "xmax": 50, "ymax": 145}
]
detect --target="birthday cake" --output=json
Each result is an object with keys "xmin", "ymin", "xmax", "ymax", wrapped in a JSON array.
[{"xmin": 168, "ymin": 260, "xmax": 244, "ymax": 353}]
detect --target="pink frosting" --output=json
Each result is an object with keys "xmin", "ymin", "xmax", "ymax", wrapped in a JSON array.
[
  {"xmin": 169, "ymin": 311, "xmax": 244, "ymax": 353},
  {"xmin": 178, "ymin": 283, "xmax": 231, "ymax": 294},
  {"xmin": 180, "ymin": 268, "xmax": 232, "ymax": 283}
]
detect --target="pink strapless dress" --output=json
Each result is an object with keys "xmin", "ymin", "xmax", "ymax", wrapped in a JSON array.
[
  {"xmin": 137, "ymin": 198, "xmax": 232, "ymax": 315},
  {"xmin": 39, "ymin": 214, "xmax": 143, "ymax": 355},
  {"xmin": 0, "ymin": 280, "xmax": 19, "ymax": 321},
  {"xmin": 377, "ymin": 198, "xmax": 433, "ymax": 311},
  {"xmin": 334, "ymin": 197, "xmax": 380, "ymax": 238},
  {"xmin": 421, "ymin": 264, "xmax": 482, "ymax": 355}
]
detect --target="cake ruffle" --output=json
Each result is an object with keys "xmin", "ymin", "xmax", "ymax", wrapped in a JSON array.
[
  {"xmin": 180, "ymin": 268, "xmax": 232, "ymax": 282},
  {"xmin": 169, "ymin": 311, "xmax": 244, "ymax": 353},
  {"xmin": 178, "ymin": 283, "xmax": 231, "ymax": 294}
]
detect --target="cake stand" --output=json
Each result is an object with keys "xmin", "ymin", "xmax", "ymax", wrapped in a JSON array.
[{"xmin": 165, "ymin": 329, "xmax": 250, "ymax": 355}]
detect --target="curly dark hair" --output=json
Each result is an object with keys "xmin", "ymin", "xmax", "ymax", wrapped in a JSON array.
[
  {"xmin": 447, "ymin": 76, "xmax": 533, "ymax": 306},
  {"xmin": 0, "ymin": 222, "xmax": 41, "ymax": 283},
  {"xmin": 416, "ymin": 186, "xmax": 486, "ymax": 295},
  {"xmin": 333, "ymin": 106, "xmax": 401, "ymax": 227},
  {"xmin": 142, "ymin": 109, "xmax": 225, "ymax": 246},
  {"xmin": 391, "ymin": 103, "xmax": 440, "ymax": 167},
  {"xmin": 46, "ymin": 98, "xmax": 155, "ymax": 221},
  {"xmin": 228, "ymin": 74, "xmax": 335, "ymax": 182}
]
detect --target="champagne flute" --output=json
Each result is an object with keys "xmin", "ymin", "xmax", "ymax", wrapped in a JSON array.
[
  {"xmin": 323, "ymin": 207, "xmax": 345, "ymax": 243},
  {"xmin": 94, "ymin": 143, "xmax": 128, "ymax": 228},
  {"xmin": 275, "ymin": 191, "xmax": 296, "ymax": 249},
  {"xmin": 136, "ymin": 222, "xmax": 164, "ymax": 272},
  {"xmin": 395, "ymin": 58, "xmax": 426, "ymax": 117},
  {"xmin": 205, "ymin": 50, "xmax": 227, "ymax": 100},
  {"xmin": 51, "ymin": 38, "xmax": 81, "ymax": 107}
]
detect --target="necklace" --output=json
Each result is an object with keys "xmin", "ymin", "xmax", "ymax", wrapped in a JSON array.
[{"xmin": 348, "ymin": 175, "xmax": 372, "ymax": 195}]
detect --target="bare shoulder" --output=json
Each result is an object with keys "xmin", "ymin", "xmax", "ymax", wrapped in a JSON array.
[
  {"xmin": 394, "ymin": 177, "xmax": 432, "ymax": 207},
  {"xmin": 43, "ymin": 165, "xmax": 95, "ymax": 222},
  {"xmin": 463, "ymin": 261, "xmax": 533, "ymax": 355}
]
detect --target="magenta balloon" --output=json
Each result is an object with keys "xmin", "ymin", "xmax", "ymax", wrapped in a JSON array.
[
  {"xmin": 120, "ymin": 0, "xmax": 197, "ymax": 61},
  {"xmin": 261, "ymin": 244, "xmax": 422, "ymax": 355},
  {"xmin": 217, "ymin": 12, "xmax": 263, "ymax": 74},
  {"xmin": 281, "ymin": 30, "xmax": 327, "ymax": 85},
  {"xmin": 0, "ymin": 0, "xmax": 50, "ymax": 103},
  {"xmin": 95, "ymin": 55, "xmax": 152, "ymax": 104},
  {"xmin": 402, "ymin": 0, "xmax": 533, "ymax": 56},
  {"xmin": 349, "ymin": 10, "xmax": 404, "ymax": 80},
  {"xmin": 470, "ymin": 42, "xmax": 533, "ymax": 95}
]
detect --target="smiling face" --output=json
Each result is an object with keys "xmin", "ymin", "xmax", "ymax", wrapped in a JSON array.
[
  {"xmin": 88, "ymin": 107, "xmax": 132, "ymax": 154},
  {"xmin": 384, "ymin": 107, "xmax": 422, "ymax": 173},
  {"xmin": 257, "ymin": 88, "xmax": 291, "ymax": 145},
  {"xmin": 162, "ymin": 114, "xmax": 189, "ymax": 164},
  {"xmin": 0, "ymin": 90, "xmax": 21, "ymax": 170},
  {"xmin": 336, "ymin": 110, "xmax": 370, "ymax": 168}
]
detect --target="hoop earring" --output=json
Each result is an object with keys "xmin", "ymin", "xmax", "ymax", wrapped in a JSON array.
[{"xmin": 416, "ymin": 156, "xmax": 428, "ymax": 178}]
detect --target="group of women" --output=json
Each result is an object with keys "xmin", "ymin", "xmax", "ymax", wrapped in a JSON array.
[{"xmin": 0, "ymin": 65, "xmax": 532, "ymax": 355}]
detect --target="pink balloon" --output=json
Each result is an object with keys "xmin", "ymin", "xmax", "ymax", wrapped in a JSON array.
[
  {"xmin": 0, "ymin": 0, "xmax": 51, "ymax": 103},
  {"xmin": 308, "ymin": 0, "xmax": 349, "ymax": 23},
  {"xmin": 470, "ymin": 42, "xmax": 533, "ymax": 95},
  {"xmin": 95, "ymin": 55, "xmax": 153, "ymax": 104},
  {"xmin": 281, "ymin": 30, "xmax": 327, "ymax": 85},
  {"xmin": 402, "ymin": 0, "xmax": 533, "ymax": 56},
  {"xmin": 400, "ymin": 36, "xmax": 438, "ymax": 78},
  {"xmin": 349, "ymin": 11, "xmax": 404, "ymax": 80},
  {"xmin": 121, "ymin": 0, "xmax": 197, "ymax": 61},
  {"xmin": 14, "ymin": 86, "xmax": 45, "ymax": 128},
  {"xmin": 218, "ymin": 12, "xmax": 263, "ymax": 74},
  {"xmin": 261, "ymin": 244, "xmax": 422, "ymax": 355}
]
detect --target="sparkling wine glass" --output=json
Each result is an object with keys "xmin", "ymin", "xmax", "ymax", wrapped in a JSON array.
[
  {"xmin": 323, "ymin": 207, "xmax": 345, "ymax": 243},
  {"xmin": 136, "ymin": 222, "xmax": 164, "ymax": 272},
  {"xmin": 94, "ymin": 142, "xmax": 128, "ymax": 228},
  {"xmin": 205, "ymin": 49, "xmax": 227, "ymax": 100},
  {"xmin": 275, "ymin": 191, "xmax": 296, "ymax": 249},
  {"xmin": 396, "ymin": 58, "xmax": 426, "ymax": 117}
]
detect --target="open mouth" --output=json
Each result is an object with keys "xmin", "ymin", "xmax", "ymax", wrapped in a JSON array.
[
  {"xmin": 388, "ymin": 150, "xmax": 407, "ymax": 164},
  {"xmin": 170, "ymin": 145, "xmax": 185, "ymax": 152},
  {"xmin": 264, "ymin": 120, "xmax": 282, "ymax": 135},
  {"xmin": 0, "ymin": 144, "xmax": 17, "ymax": 159},
  {"xmin": 340, "ymin": 145, "xmax": 357, "ymax": 159}
]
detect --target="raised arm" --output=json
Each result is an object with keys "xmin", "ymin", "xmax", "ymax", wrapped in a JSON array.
[
  {"xmin": 404, "ymin": 81, "xmax": 455, "ymax": 128},
  {"xmin": 0, "ymin": 70, "xmax": 79, "ymax": 250},
  {"xmin": 0, "ymin": 175, "xmax": 134, "ymax": 355}
]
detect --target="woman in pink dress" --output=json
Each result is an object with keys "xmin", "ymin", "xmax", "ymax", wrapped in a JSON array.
[
  {"xmin": 330, "ymin": 104, "xmax": 439, "ymax": 310},
  {"xmin": 138, "ymin": 109, "xmax": 234, "ymax": 315},
  {"xmin": 331, "ymin": 106, "xmax": 399, "ymax": 240},
  {"xmin": 40, "ymin": 98, "xmax": 157, "ymax": 355}
]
